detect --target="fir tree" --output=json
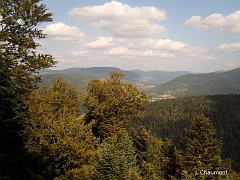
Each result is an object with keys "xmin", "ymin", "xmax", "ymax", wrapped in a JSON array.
[
  {"xmin": 95, "ymin": 131, "xmax": 141, "ymax": 180},
  {"xmin": 180, "ymin": 115, "xmax": 223, "ymax": 179},
  {"xmin": 160, "ymin": 138, "xmax": 180, "ymax": 179},
  {"xmin": 130, "ymin": 126, "xmax": 162, "ymax": 179},
  {"xmin": 0, "ymin": 54, "xmax": 27, "ymax": 179}
]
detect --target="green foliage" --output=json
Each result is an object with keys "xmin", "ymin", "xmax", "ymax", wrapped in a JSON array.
[
  {"xmin": 180, "ymin": 115, "xmax": 223, "ymax": 179},
  {"xmin": 38, "ymin": 67, "xmax": 190, "ymax": 91},
  {"xmin": 0, "ymin": 0, "xmax": 56, "ymax": 98},
  {"xmin": 0, "ymin": 57, "xmax": 27, "ymax": 179},
  {"xmin": 139, "ymin": 94, "xmax": 240, "ymax": 172},
  {"xmin": 161, "ymin": 138, "xmax": 181, "ymax": 179},
  {"xmin": 84, "ymin": 72, "xmax": 148, "ymax": 139},
  {"xmin": 148, "ymin": 68, "xmax": 240, "ymax": 97},
  {"xmin": 130, "ymin": 126, "xmax": 162, "ymax": 179},
  {"xmin": 180, "ymin": 171, "xmax": 196, "ymax": 180},
  {"xmin": 25, "ymin": 77, "xmax": 98, "ymax": 179},
  {"xmin": 0, "ymin": 0, "xmax": 56, "ymax": 178},
  {"xmin": 95, "ymin": 131, "xmax": 141, "ymax": 180}
]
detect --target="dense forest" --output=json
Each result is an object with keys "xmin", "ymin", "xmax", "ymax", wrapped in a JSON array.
[
  {"xmin": 136, "ymin": 95, "xmax": 240, "ymax": 172},
  {"xmin": 1, "ymin": 0, "xmax": 240, "ymax": 179},
  {"xmin": 147, "ymin": 68, "xmax": 240, "ymax": 97},
  {"xmin": 2, "ymin": 72, "xmax": 239, "ymax": 179}
]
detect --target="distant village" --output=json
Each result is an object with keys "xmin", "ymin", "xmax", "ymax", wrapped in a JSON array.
[
  {"xmin": 135, "ymin": 83, "xmax": 156, "ymax": 90},
  {"xmin": 135, "ymin": 83, "xmax": 174, "ymax": 101},
  {"xmin": 149, "ymin": 94, "xmax": 175, "ymax": 101}
]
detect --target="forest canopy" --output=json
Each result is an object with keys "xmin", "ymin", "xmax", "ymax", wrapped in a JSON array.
[{"xmin": 1, "ymin": 0, "xmax": 239, "ymax": 179}]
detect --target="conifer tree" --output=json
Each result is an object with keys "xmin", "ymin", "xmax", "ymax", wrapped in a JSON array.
[
  {"xmin": 84, "ymin": 72, "xmax": 148, "ymax": 139},
  {"xmin": 180, "ymin": 115, "xmax": 223, "ymax": 179},
  {"xmin": 95, "ymin": 131, "xmax": 141, "ymax": 180},
  {"xmin": 25, "ymin": 77, "xmax": 98, "ymax": 179},
  {"xmin": 160, "ymin": 138, "xmax": 180, "ymax": 179},
  {"xmin": 130, "ymin": 126, "xmax": 162, "ymax": 179},
  {"xmin": 0, "ymin": 55, "xmax": 27, "ymax": 179}
]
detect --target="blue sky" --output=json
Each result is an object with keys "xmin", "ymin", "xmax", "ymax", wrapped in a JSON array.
[{"xmin": 39, "ymin": 0, "xmax": 240, "ymax": 72}]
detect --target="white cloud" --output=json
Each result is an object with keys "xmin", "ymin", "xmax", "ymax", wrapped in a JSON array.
[
  {"xmin": 202, "ymin": 56, "xmax": 218, "ymax": 62},
  {"xmin": 70, "ymin": 51, "xmax": 88, "ymax": 56},
  {"xmin": 215, "ymin": 43, "xmax": 240, "ymax": 52},
  {"xmin": 68, "ymin": 1, "xmax": 166, "ymax": 37},
  {"xmin": 51, "ymin": 51, "xmax": 91, "ymax": 64},
  {"xmin": 155, "ymin": 39, "xmax": 187, "ymax": 51},
  {"xmin": 128, "ymin": 38, "xmax": 187, "ymax": 51},
  {"xmin": 127, "ymin": 38, "xmax": 207, "ymax": 56},
  {"xmin": 43, "ymin": 22, "xmax": 84, "ymax": 42},
  {"xmin": 182, "ymin": 46, "xmax": 207, "ymax": 56},
  {"xmin": 184, "ymin": 10, "xmax": 240, "ymax": 34},
  {"xmin": 84, "ymin": 37, "xmax": 114, "ymax": 49},
  {"xmin": 104, "ymin": 46, "xmax": 175, "ymax": 57},
  {"xmin": 68, "ymin": 1, "xmax": 166, "ymax": 21},
  {"xmin": 223, "ymin": 60, "xmax": 234, "ymax": 67}
]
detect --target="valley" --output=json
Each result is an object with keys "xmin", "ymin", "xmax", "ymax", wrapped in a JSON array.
[{"xmin": 39, "ymin": 67, "xmax": 240, "ymax": 100}]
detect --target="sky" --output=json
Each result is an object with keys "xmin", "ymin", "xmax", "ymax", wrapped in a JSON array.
[{"xmin": 38, "ymin": 0, "xmax": 240, "ymax": 72}]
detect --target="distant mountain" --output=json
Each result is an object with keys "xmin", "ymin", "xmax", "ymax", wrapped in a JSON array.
[
  {"xmin": 39, "ymin": 67, "xmax": 190, "ymax": 90},
  {"xmin": 39, "ymin": 67, "xmax": 138, "ymax": 89},
  {"xmin": 147, "ymin": 67, "xmax": 240, "ymax": 97},
  {"xmin": 131, "ymin": 70, "xmax": 189, "ymax": 85}
]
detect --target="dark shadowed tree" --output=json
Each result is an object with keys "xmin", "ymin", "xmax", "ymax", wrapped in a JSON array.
[
  {"xmin": 160, "ymin": 138, "xmax": 180, "ymax": 179},
  {"xmin": 0, "ymin": 0, "xmax": 56, "ymax": 178},
  {"xmin": 130, "ymin": 126, "xmax": 162, "ymax": 179}
]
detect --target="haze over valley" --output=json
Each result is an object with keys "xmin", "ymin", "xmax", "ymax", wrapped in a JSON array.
[{"xmin": 40, "ymin": 66, "xmax": 240, "ymax": 100}]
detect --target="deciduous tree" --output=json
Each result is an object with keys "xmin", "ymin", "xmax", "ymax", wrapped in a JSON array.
[
  {"xmin": 84, "ymin": 72, "xmax": 148, "ymax": 139},
  {"xmin": 25, "ymin": 77, "xmax": 98, "ymax": 179},
  {"xmin": 0, "ymin": 0, "xmax": 55, "ymax": 178},
  {"xmin": 1, "ymin": 0, "xmax": 56, "ymax": 97}
]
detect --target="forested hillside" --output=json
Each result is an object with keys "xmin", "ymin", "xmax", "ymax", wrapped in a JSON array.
[
  {"xmin": 1, "ymin": 1, "xmax": 240, "ymax": 179},
  {"xmin": 137, "ymin": 94, "xmax": 240, "ymax": 172},
  {"xmin": 40, "ymin": 67, "xmax": 240, "ymax": 98},
  {"xmin": 148, "ymin": 68, "xmax": 240, "ymax": 97},
  {"xmin": 39, "ymin": 67, "xmax": 190, "ymax": 90}
]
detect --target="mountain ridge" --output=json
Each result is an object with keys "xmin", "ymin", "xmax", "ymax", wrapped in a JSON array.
[
  {"xmin": 39, "ymin": 67, "xmax": 191, "ymax": 90},
  {"xmin": 39, "ymin": 66, "xmax": 240, "ymax": 97},
  {"xmin": 147, "ymin": 67, "xmax": 240, "ymax": 97}
]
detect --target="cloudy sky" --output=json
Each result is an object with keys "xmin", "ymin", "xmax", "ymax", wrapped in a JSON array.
[{"xmin": 39, "ymin": 0, "xmax": 240, "ymax": 72}]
